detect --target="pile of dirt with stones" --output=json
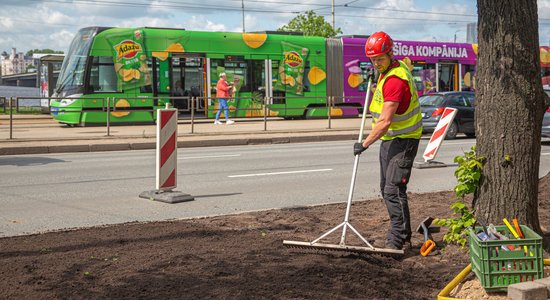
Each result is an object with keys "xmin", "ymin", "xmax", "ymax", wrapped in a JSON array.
[{"xmin": 1, "ymin": 173, "xmax": 549, "ymax": 299}]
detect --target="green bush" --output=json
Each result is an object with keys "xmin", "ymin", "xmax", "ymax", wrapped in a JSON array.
[{"xmin": 434, "ymin": 146, "xmax": 485, "ymax": 248}]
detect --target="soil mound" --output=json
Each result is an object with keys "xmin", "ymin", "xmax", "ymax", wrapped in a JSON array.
[{"xmin": 1, "ymin": 173, "xmax": 549, "ymax": 299}]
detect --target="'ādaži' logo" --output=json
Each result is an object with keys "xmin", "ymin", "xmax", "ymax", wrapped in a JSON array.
[
  {"xmin": 115, "ymin": 40, "xmax": 142, "ymax": 60},
  {"xmin": 284, "ymin": 51, "xmax": 303, "ymax": 67}
]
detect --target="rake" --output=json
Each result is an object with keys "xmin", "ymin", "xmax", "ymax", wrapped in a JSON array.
[{"xmin": 283, "ymin": 77, "xmax": 404, "ymax": 256}]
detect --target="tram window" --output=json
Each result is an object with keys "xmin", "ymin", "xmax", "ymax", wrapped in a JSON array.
[
  {"xmin": 89, "ymin": 56, "xmax": 117, "ymax": 93},
  {"xmin": 358, "ymin": 61, "xmax": 374, "ymax": 92},
  {"xmin": 249, "ymin": 60, "xmax": 265, "ymax": 94},
  {"xmin": 140, "ymin": 57, "xmax": 153, "ymax": 93},
  {"xmin": 411, "ymin": 65, "xmax": 424, "ymax": 92},
  {"xmin": 438, "ymin": 64, "xmax": 455, "ymax": 91},
  {"xmin": 210, "ymin": 59, "xmax": 249, "ymax": 92},
  {"xmin": 412, "ymin": 63, "xmax": 436, "ymax": 94},
  {"xmin": 183, "ymin": 58, "xmax": 203, "ymax": 95},
  {"xmin": 461, "ymin": 64, "xmax": 475, "ymax": 91},
  {"xmin": 303, "ymin": 61, "xmax": 311, "ymax": 93},
  {"xmin": 171, "ymin": 57, "xmax": 183, "ymax": 95}
]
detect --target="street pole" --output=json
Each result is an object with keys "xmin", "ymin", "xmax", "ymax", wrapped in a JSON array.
[
  {"xmin": 332, "ymin": 0, "xmax": 335, "ymax": 30},
  {"xmin": 242, "ymin": 0, "xmax": 245, "ymax": 32},
  {"xmin": 454, "ymin": 30, "xmax": 460, "ymax": 43}
]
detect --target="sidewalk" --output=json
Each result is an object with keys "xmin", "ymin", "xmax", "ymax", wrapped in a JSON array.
[{"xmin": 0, "ymin": 115, "xmax": 369, "ymax": 155}]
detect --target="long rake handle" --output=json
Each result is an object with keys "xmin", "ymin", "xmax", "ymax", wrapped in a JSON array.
[{"xmin": 340, "ymin": 78, "xmax": 373, "ymax": 245}]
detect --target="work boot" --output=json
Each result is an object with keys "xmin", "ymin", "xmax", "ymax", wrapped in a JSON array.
[
  {"xmin": 384, "ymin": 240, "xmax": 403, "ymax": 250},
  {"xmin": 402, "ymin": 240, "xmax": 413, "ymax": 253}
]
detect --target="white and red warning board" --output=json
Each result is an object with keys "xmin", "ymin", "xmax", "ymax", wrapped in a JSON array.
[
  {"xmin": 422, "ymin": 107, "xmax": 457, "ymax": 162},
  {"xmin": 156, "ymin": 109, "xmax": 178, "ymax": 191}
]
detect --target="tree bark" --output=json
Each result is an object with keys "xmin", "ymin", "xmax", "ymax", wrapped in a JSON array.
[{"xmin": 475, "ymin": 0, "xmax": 546, "ymax": 232}]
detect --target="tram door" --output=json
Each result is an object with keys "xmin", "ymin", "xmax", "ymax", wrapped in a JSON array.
[
  {"xmin": 170, "ymin": 54, "xmax": 206, "ymax": 117},
  {"xmin": 437, "ymin": 63, "xmax": 458, "ymax": 91}
]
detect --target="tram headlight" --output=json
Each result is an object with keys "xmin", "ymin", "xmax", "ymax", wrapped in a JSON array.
[
  {"xmin": 59, "ymin": 94, "xmax": 82, "ymax": 107},
  {"xmin": 60, "ymin": 99, "xmax": 77, "ymax": 107}
]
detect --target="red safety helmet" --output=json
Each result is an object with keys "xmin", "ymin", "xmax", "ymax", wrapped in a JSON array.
[{"xmin": 365, "ymin": 31, "xmax": 393, "ymax": 58}]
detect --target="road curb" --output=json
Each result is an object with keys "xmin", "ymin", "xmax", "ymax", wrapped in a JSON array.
[{"xmin": 0, "ymin": 133, "xmax": 358, "ymax": 156}]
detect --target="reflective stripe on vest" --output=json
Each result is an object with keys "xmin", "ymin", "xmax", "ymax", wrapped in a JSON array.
[
  {"xmin": 371, "ymin": 105, "xmax": 421, "ymax": 123},
  {"xmin": 369, "ymin": 60, "xmax": 423, "ymax": 140},
  {"xmin": 386, "ymin": 118, "xmax": 423, "ymax": 137}
]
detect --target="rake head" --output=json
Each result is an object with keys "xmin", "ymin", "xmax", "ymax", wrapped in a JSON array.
[{"xmin": 283, "ymin": 240, "xmax": 404, "ymax": 257}]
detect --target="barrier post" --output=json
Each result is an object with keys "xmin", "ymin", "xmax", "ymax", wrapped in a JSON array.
[
  {"xmin": 413, "ymin": 107, "xmax": 458, "ymax": 169},
  {"xmin": 139, "ymin": 107, "xmax": 194, "ymax": 203},
  {"xmin": 9, "ymin": 97, "xmax": 13, "ymax": 139},
  {"xmin": 327, "ymin": 96, "xmax": 332, "ymax": 129},
  {"xmin": 190, "ymin": 96, "xmax": 195, "ymax": 134},
  {"xmin": 106, "ymin": 97, "xmax": 111, "ymax": 136},
  {"xmin": 264, "ymin": 96, "xmax": 268, "ymax": 131}
]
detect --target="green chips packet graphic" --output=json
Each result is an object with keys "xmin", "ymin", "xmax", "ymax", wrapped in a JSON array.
[
  {"xmin": 275, "ymin": 42, "xmax": 309, "ymax": 95},
  {"xmin": 106, "ymin": 29, "xmax": 151, "ymax": 91}
]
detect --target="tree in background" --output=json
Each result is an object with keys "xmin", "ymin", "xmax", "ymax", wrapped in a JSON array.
[
  {"xmin": 277, "ymin": 11, "xmax": 342, "ymax": 38},
  {"xmin": 475, "ymin": 0, "xmax": 550, "ymax": 232},
  {"xmin": 25, "ymin": 49, "xmax": 64, "ymax": 57},
  {"xmin": 25, "ymin": 63, "xmax": 34, "ymax": 72}
]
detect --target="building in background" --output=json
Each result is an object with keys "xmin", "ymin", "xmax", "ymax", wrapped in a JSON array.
[
  {"xmin": 466, "ymin": 23, "xmax": 478, "ymax": 44},
  {"xmin": 1, "ymin": 48, "xmax": 28, "ymax": 75}
]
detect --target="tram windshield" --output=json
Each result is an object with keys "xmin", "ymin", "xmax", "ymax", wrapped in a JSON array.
[{"xmin": 55, "ymin": 27, "xmax": 97, "ymax": 97}]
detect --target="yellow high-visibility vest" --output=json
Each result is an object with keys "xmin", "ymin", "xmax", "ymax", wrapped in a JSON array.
[{"xmin": 369, "ymin": 60, "xmax": 423, "ymax": 140}]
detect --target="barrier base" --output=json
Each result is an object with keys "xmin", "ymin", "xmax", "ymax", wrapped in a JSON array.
[
  {"xmin": 413, "ymin": 160, "xmax": 448, "ymax": 169},
  {"xmin": 139, "ymin": 190, "xmax": 194, "ymax": 204}
]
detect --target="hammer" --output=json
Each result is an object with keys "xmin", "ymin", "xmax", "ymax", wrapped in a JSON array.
[{"xmin": 416, "ymin": 217, "xmax": 439, "ymax": 256}]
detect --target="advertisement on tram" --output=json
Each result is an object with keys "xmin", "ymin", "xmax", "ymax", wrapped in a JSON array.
[
  {"xmin": 341, "ymin": 38, "xmax": 478, "ymax": 109},
  {"xmin": 49, "ymin": 27, "xmax": 328, "ymax": 126}
]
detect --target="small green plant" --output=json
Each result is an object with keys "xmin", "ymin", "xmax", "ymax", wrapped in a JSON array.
[
  {"xmin": 434, "ymin": 201, "xmax": 476, "ymax": 247},
  {"xmin": 434, "ymin": 146, "xmax": 485, "ymax": 248},
  {"xmin": 453, "ymin": 146, "xmax": 485, "ymax": 199}
]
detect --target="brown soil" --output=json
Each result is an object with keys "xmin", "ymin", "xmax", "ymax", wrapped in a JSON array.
[{"xmin": 1, "ymin": 174, "xmax": 550, "ymax": 300}]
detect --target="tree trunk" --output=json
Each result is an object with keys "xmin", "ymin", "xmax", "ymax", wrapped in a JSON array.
[{"xmin": 475, "ymin": 0, "xmax": 546, "ymax": 232}]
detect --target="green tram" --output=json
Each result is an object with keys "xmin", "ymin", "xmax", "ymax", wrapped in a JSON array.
[{"xmin": 50, "ymin": 27, "xmax": 344, "ymax": 126}]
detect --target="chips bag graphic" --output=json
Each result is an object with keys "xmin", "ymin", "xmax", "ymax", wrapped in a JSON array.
[
  {"xmin": 107, "ymin": 29, "xmax": 151, "ymax": 91},
  {"xmin": 274, "ymin": 42, "xmax": 309, "ymax": 95}
]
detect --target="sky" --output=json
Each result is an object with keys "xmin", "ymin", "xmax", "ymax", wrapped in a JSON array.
[{"xmin": 0, "ymin": 0, "xmax": 549, "ymax": 55}]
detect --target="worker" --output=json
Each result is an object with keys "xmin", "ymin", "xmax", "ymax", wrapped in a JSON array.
[{"xmin": 353, "ymin": 31, "xmax": 423, "ymax": 251}]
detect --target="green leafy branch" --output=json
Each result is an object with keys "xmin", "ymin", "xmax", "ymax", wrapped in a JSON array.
[
  {"xmin": 453, "ymin": 145, "xmax": 485, "ymax": 199},
  {"xmin": 434, "ymin": 146, "xmax": 485, "ymax": 248},
  {"xmin": 434, "ymin": 201, "xmax": 476, "ymax": 248}
]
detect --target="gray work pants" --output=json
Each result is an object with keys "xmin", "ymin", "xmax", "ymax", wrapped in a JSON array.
[{"xmin": 379, "ymin": 138, "xmax": 420, "ymax": 248}]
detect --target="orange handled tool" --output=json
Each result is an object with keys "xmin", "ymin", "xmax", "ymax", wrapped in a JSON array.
[
  {"xmin": 417, "ymin": 217, "xmax": 437, "ymax": 257},
  {"xmin": 512, "ymin": 218, "xmax": 524, "ymax": 239},
  {"xmin": 503, "ymin": 218, "xmax": 532, "ymax": 256},
  {"xmin": 420, "ymin": 239, "xmax": 436, "ymax": 257}
]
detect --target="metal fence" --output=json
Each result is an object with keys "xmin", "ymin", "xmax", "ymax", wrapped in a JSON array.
[{"xmin": 1, "ymin": 95, "xmax": 366, "ymax": 140}]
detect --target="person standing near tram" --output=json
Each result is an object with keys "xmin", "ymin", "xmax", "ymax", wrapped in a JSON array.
[
  {"xmin": 215, "ymin": 72, "xmax": 235, "ymax": 125},
  {"xmin": 353, "ymin": 31, "xmax": 423, "ymax": 251}
]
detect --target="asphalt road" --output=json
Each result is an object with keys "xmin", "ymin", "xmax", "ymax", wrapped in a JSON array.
[{"xmin": 1, "ymin": 138, "xmax": 549, "ymax": 237}]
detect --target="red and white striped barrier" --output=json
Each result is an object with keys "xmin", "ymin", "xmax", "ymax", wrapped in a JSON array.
[
  {"xmin": 422, "ymin": 107, "xmax": 457, "ymax": 162},
  {"xmin": 139, "ymin": 107, "xmax": 193, "ymax": 203},
  {"xmin": 156, "ymin": 108, "xmax": 178, "ymax": 191}
]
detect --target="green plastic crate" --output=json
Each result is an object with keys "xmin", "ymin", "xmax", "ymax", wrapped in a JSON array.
[{"xmin": 469, "ymin": 225, "xmax": 544, "ymax": 292}]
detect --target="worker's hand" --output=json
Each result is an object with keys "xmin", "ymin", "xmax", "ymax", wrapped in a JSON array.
[{"xmin": 353, "ymin": 142, "xmax": 367, "ymax": 156}]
